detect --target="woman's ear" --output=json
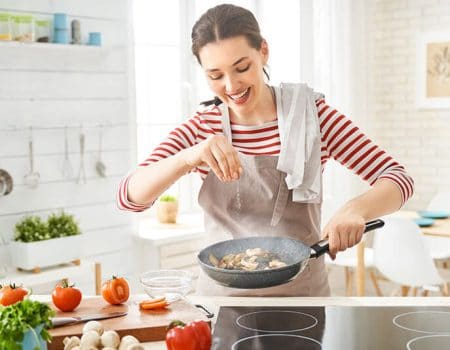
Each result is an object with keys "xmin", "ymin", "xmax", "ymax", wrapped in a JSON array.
[{"xmin": 261, "ymin": 39, "xmax": 269, "ymax": 65}]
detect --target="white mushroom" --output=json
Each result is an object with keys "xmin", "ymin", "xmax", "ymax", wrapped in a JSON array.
[
  {"xmin": 82, "ymin": 320, "xmax": 104, "ymax": 335},
  {"xmin": 63, "ymin": 336, "xmax": 81, "ymax": 350},
  {"xmin": 79, "ymin": 346, "xmax": 97, "ymax": 350},
  {"xmin": 127, "ymin": 344, "xmax": 144, "ymax": 350},
  {"xmin": 103, "ymin": 348, "xmax": 116, "ymax": 350},
  {"xmin": 101, "ymin": 330, "xmax": 120, "ymax": 348},
  {"xmin": 118, "ymin": 335, "xmax": 140, "ymax": 350},
  {"xmin": 80, "ymin": 330, "xmax": 101, "ymax": 348}
]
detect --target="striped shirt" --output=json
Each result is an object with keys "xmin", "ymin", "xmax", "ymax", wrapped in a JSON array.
[{"xmin": 117, "ymin": 98, "xmax": 414, "ymax": 212}]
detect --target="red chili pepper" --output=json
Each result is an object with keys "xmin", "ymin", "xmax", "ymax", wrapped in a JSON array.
[{"xmin": 165, "ymin": 319, "xmax": 211, "ymax": 350}]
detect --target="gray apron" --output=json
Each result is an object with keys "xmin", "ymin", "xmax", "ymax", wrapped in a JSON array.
[{"xmin": 195, "ymin": 102, "xmax": 330, "ymax": 297}]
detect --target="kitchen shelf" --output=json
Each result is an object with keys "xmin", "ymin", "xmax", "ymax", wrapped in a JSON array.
[{"xmin": 0, "ymin": 40, "xmax": 103, "ymax": 50}]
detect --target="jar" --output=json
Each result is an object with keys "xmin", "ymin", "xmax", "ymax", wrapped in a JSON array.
[
  {"xmin": 35, "ymin": 19, "xmax": 50, "ymax": 42},
  {"xmin": 12, "ymin": 14, "xmax": 35, "ymax": 42},
  {"xmin": 0, "ymin": 13, "xmax": 12, "ymax": 41}
]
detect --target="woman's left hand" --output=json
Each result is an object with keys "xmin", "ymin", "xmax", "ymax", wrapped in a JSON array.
[{"xmin": 321, "ymin": 212, "xmax": 366, "ymax": 260}]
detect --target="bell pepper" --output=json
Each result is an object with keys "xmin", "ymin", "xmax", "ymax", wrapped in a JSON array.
[{"xmin": 165, "ymin": 319, "xmax": 211, "ymax": 350}]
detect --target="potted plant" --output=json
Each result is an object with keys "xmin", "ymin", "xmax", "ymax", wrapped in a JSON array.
[
  {"xmin": 156, "ymin": 194, "xmax": 179, "ymax": 224},
  {"xmin": 0, "ymin": 299, "xmax": 54, "ymax": 350},
  {"xmin": 9, "ymin": 211, "xmax": 83, "ymax": 272}
]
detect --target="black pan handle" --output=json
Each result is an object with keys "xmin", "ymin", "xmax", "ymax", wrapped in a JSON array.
[{"xmin": 310, "ymin": 219, "xmax": 385, "ymax": 259}]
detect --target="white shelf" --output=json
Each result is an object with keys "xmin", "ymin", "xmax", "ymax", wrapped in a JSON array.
[{"xmin": 0, "ymin": 40, "xmax": 103, "ymax": 50}]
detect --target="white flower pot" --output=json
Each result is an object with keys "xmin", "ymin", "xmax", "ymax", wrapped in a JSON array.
[{"xmin": 9, "ymin": 235, "xmax": 83, "ymax": 271}]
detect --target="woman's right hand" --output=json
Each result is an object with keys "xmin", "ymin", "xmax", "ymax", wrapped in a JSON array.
[{"xmin": 184, "ymin": 135, "xmax": 242, "ymax": 182}]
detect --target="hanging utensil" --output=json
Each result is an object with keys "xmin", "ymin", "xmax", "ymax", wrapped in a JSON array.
[
  {"xmin": 0, "ymin": 168, "xmax": 13, "ymax": 196},
  {"xmin": 61, "ymin": 126, "xmax": 74, "ymax": 180},
  {"xmin": 76, "ymin": 128, "xmax": 86, "ymax": 184},
  {"xmin": 95, "ymin": 125, "xmax": 106, "ymax": 178},
  {"xmin": 23, "ymin": 127, "xmax": 40, "ymax": 189}
]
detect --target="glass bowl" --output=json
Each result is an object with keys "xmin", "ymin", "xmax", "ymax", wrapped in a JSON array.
[{"xmin": 139, "ymin": 270, "xmax": 194, "ymax": 303}]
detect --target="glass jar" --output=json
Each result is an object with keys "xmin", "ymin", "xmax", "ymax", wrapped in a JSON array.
[
  {"xmin": 0, "ymin": 13, "xmax": 12, "ymax": 41},
  {"xmin": 35, "ymin": 19, "xmax": 50, "ymax": 42},
  {"xmin": 12, "ymin": 14, "xmax": 35, "ymax": 42}
]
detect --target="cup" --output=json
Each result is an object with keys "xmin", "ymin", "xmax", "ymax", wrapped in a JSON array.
[{"xmin": 88, "ymin": 32, "xmax": 101, "ymax": 46}]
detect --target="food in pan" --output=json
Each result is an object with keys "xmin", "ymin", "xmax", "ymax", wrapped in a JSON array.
[{"xmin": 209, "ymin": 248, "xmax": 287, "ymax": 271}]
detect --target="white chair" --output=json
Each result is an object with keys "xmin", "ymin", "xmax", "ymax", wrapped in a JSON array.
[
  {"xmin": 373, "ymin": 217, "xmax": 449, "ymax": 296},
  {"xmin": 424, "ymin": 192, "xmax": 450, "ymax": 264},
  {"xmin": 325, "ymin": 245, "xmax": 383, "ymax": 296}
]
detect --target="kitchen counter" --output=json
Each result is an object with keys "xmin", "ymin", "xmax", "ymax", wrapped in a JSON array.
[{"xmin": 143, "ymin": 295, "xmax": 450, "ymax": 349}]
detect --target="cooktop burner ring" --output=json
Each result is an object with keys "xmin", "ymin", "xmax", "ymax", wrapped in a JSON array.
[
  {"xmin": 393, "ymin": 311, "xmax": 450, "ymax": 334},
  {"xmin": 406, "ymin": 334, "xmax": 450, "ymax": 350},
  {"xmin": 235, "ymin": 310, "xmax": 318, "ymax": 333},
  {"xmin": 231, "ymin": 334, "xmax": 322, "ymax": 350}
]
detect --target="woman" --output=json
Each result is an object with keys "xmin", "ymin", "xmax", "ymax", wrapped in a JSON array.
[{"xmin": 118, "ymin": 4, "xmax": 414, "ymax": 296}]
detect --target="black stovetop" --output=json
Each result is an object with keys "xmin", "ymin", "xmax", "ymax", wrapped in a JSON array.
[{"xmin": 212, "ymin": 306, "xmax": 450, "ymax": 350}]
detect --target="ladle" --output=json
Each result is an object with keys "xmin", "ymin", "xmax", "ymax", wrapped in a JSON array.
[
  {"xmin": 61, "ymin": 126, "xmax": 74, "ymax": 179},
  {"xmin": 23, "ymin": 127, "xmax": 40, "ymax": 189},
  {"xmin": 95, "ymin": 125, "xmax": 106, "ymax": 178}
]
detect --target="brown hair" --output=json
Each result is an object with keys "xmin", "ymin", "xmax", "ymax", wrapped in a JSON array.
[{"xmin": 191, "ymin": 4, "xmax": 269, "ymax": 106}]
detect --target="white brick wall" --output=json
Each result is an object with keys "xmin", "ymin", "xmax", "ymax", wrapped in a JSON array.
[{"xmin": 366, "ymin": 0, "xmax": 450, "ymax": 209}]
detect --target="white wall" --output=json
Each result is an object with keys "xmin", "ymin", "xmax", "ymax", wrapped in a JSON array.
[
  {"xmin": 366, "ymin": 0, "xmax": 450, "ymax": 209},
  {"xmin": 0, "ymin": 0, "xmax": 137, "ymax": 292}
]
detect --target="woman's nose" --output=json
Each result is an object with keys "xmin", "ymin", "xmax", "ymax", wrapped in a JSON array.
[{"xmin": 224, "ymin": 75, "xmax": 239, "ymax": 93}]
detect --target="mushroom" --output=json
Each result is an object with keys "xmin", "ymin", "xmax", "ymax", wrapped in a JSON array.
[
  {"xmin": 80, "ymin": 330, "xmax": 101, "ymax": 348},
  {"xmin": 63, "ymin": 336, "xmax": 81, "ymax": 350},
  {"xmin": 82, "ymin": 320, "xmax": 104, "ymax": 335},
  {"xmin": 118, "ymin": 335, "xmax": 140, "ymax": 350},
  {"xmin": 101, "ymin": 330, "xmax": 120, "ymax": 349},
  {"xmin": 127, "ymin": 344, "xmax": 144, "ymax": 350}
]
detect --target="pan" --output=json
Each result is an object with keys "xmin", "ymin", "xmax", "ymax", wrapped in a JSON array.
[{"xmin": 197, "ymin": 219, "xmax": 384, "ymax": 289}]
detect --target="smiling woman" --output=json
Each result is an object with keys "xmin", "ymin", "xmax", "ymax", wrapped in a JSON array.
[{"xmin": 120, "ymin": 3, "xmax": 414, "ymax": 297}]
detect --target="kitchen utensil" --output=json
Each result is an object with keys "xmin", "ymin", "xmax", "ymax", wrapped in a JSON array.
[
  {"xmin": 139, "ymin": 270, "xmax": 193, "ymax": 303},
  {"xmin": 23, "ymin": 128, "xmax": 40, "ymax": 189},
  {"xmin": 95, "ymin": 125, "xmax": 106, "ymax": 177},
  {"xmin": 52, "ymin": 311, "xmax": 127, "ymax": 327},
  {"xmin": 61, "ymin": 126, "xmax": 73, "ymax": 179},
  {"xmin": 76, "ymin": 130, "xmax": 86, "ymax": 184},
  {"xmin": 197, "ymin": 219, "xmax": 385, "ymax": 289},
  {"xmin": 48, "ymin": 296, "xmax": 211, "ymax": 350},
  {"xmin": 0, "ymin": 168, "xmax": 13, "ymax": 196}
]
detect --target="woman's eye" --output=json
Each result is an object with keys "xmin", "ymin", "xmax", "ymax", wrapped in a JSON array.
[
  {"xmin": 236, "ymin": 64, "xmax": 251, "ymax": 73},
  {"xmin": 208, "ymin": 74, "xmax": 223, "ymax": 80}
]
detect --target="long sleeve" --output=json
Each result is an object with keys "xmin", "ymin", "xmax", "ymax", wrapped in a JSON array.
[{"xmin": 316, "ymin": 98, "xmax": 414, "ymax": 205}]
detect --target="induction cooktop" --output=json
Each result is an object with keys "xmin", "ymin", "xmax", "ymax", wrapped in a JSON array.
[{"xmin": 212, "ymin": 306, "xmax": 450, "ymax": 350}]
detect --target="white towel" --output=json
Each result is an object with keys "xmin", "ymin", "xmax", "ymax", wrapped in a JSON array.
[{"xmin": 274, "ymin": 83, "xmax": 323, "ymax": 203}]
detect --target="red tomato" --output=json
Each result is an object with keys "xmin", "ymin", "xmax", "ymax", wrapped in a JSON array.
[
  {"xmin": 166, "ymin": 320, "xmax": 211, "ymax": 350},
  {"xmin": 52, "ymin": 279, "xmax": 82, "ymax": 312},
  {"xmin": 0, "ymin": 284, "xmax": 29, "ymax": 306},
  {"xmin": 101, "ymin": 276, "xmax": 129, "ymax": 305}
]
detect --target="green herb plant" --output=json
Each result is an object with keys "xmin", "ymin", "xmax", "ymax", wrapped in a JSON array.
[
  {"xmin": 14, "ymin": 211, "xmax": 81, "ymax": 243},
  {"xmin": 159, "ymin": 194, "xmax": 177, "ymax": 202},
  {"xmin": 0, "ymin": 299, "xmax": 55, "ymax": 350}
]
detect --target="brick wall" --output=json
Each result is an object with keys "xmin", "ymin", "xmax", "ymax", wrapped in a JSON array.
[{"xmin": 366, "ymin": 0, "xmax": 450, "ymax": 209}]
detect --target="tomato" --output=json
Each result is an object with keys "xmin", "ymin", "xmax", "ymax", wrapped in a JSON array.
[
  {"xmin": 165, "ymin": 320, "xmax": 211, "ymax": 350},
  {"xmin": 51, "ymin": 279, "xmax": 82, "ymax": 312},
  {"xmin": 0, "ymin": 284, "xmax": 29, "ymax": 306},
  {"xmin": 101, "ymin": 276, "xmax": 130, "ymax": 305}
]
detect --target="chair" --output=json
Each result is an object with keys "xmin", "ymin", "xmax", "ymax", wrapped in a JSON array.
[
  {"xmin": 325, "ymin": 245, "xmax": 383, "ymax": 296},
  {"xmin": 373, "ymin": 217, "xmax": 449, "ymax": 296},
  {"xmin": 424, "ymin": 192, "xmax": 450, "ymax": 264}
]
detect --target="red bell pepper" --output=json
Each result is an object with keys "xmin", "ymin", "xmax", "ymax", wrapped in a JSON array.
[{"xmin": 165, "ymin": 319, "xmax": 212, "ymax": 350}]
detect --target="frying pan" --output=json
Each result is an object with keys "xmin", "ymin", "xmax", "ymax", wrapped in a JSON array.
[{"xmin": 197, "ymin": 219, "xmax": 384, "ymax": 289}]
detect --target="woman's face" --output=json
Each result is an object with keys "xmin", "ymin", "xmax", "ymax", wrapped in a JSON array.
[{"xmin": 198, "ymin": 36, "xmax": 268, "ymax": 115}]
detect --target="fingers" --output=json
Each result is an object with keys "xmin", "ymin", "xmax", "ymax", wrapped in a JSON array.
[
  {"xmin": 322, "ymin": 221, "xmax": 365, "ymax": 259},
  {"xmin": 207, "ymin": 136, "xmax": 242, "ymax": 182}
]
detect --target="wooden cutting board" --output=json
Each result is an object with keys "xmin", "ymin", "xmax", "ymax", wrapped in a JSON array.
[{"xmin": 48, "ymin": 296, "xmax": 211, "ymax": 350}]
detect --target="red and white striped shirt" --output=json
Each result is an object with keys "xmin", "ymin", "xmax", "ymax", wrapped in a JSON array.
[{"xmin": 118, "ymin": 98, "xmax": 414, "ymax": 212}]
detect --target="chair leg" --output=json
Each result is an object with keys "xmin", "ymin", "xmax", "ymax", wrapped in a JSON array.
[
  {"xmin": 401, "ymin": 285, "xmax": 410, "ymax": 296},
  {"xmin": 345, "ymin": 267, "xmax": 353, "ymax": 296},
  {"xmin": 442, "ymin": 283, "xmax": 449, "ymax": 296},
  {"xmin": 369, "ymin": 270, "xmax": 383, "ymax": 296}
]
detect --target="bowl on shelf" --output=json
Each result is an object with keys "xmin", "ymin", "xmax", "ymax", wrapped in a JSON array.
[
  {"xmin": 139, "ymin": 270, "xmax": 193, "ymax": 303},
  {"xmin": 417, "ymin": 210, "xmax": 450, "ymax": 219}
]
